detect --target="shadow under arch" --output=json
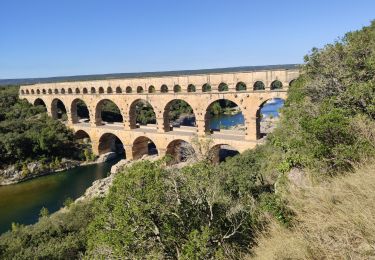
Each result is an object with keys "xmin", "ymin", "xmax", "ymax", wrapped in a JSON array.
[
  {"xmin": 208, "ymin": 144, "xmax": 239, "ymax": 164},
  {"xmin": 204, "ymin": 98, "xmax": 245, "ymax": 133},
  {"xmin": 129, "ymin": 99, "xmax": 156, "ymax": 129},
  {"xmin": 94, "ymin": 99, "xmax": 123, "ymax": 125},
  {"xmin": 71, "ymin": 98, "xmax": 90, "ymax": 123},
  {"xmin": 163, "ymin": 99, "xmax": 196, "ymax": 132},
  {"xmin": 256, "ymin": 97, "xmax": 285, "ymax": 139},
  {"xmin": 51, "ymin": 98, "xmax": 67, "ymax": 121},
  {"xmin": 132, "ymin": 136, "xmax": 158, "ymax": 160},
  {"xmin": 270, "ymin": 80, "xmax": 283, "ymax": 90},
  {"xmin": 98, "ymin": 133, "xmax": 125, "ymax": 158},
  {"xmin": 166, "ymin": 139, "xmax": 196, "ymax": 165},
  {"xmin": 34, "ymin": 98, "xmax": 47, "ymax": 112}
]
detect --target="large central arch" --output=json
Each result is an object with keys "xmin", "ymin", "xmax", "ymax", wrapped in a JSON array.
[
  {"xmin": 95, "ymin": 99, "xmax": 123, "ymax": 126},
  {"xmin": 163, "ymin": 99, "xmax": 196, "ymax": 132},
  {"xmin": 98, "ymin": 133, "xmax": 125, "ymax": 158},
  {"xmin": 34, "ymin": 98, "xmax": 47, "ymax": 111},
  {"xmin": 208, "ymin": 144, "xmax": 239, "ymax": 163},
  {"xmin": 129, "ymin": 99, "xmax": 156, "ymax": 129},
  {"xmin": 204, "ymin": 99, "xmax": 245, "ymax": 133},
  {"xmin": 71, "ymin": 98, "xmax": 90, "ymax": 123},
  {"xmin": 51, "ymin": 98, "xmax": 67, "ymax": 121},
  {"xmin": 166, "ymin": 139, "xmax": 196, "ymax": 164},
  {"xmin": 256, "ymin": 98, "xmax": 285, "ymax": 139},
  {"xmin": 132, "ymin": 136, "xmax": 158, "ymax": 160}
]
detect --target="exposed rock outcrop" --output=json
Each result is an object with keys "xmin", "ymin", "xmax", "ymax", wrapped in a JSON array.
[{"xmin": 96, "ymin": 152, "xmax": 117, "ymax": 163}]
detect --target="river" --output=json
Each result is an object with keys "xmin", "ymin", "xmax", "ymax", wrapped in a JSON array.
[{"xmin": 0, "ymin": 160, "xmax": 118, "ymax": 234}]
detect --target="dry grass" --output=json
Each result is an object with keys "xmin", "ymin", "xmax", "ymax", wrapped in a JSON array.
[{"xmin": 251, "ymin": 163, "xmax": 375, "ymax": 259}]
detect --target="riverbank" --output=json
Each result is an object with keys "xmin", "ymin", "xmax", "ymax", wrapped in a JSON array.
[{"xmin": 0, "ymin": 158, "xmax": 101, "ymax": 186}]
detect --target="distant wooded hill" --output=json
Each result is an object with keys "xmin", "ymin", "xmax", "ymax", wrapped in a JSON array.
[{"xmin": 0, "ymin": 64, "xmax": 299, "ymax": 86}]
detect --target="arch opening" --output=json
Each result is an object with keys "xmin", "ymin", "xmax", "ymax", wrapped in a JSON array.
[
  {"xmin": 116, "ymin": 87, "xmax": 122, "ymax": 93},
  {"xmin": 83, "ymin": 88, "xmax": 88, "ymax": 94},
  {"xmin": 187, "ymin": 84, "xmax": 196, "ymax": 92},
  {"xmin": 253, "ymin": 81, "xmax": 265, "ymax": 91},
  {"xmin": 91, "ymin": 87, "xmax": 96, "ymax": 94},
  {"xmin": 31, "ymin": 89, "xmax": 35, "ymax": 94},
  {"xmin": 166, "ymin": 139, "xmax": 196, "ymax": 165},
  {"xmin": 208, "ymin": 144, "xmax": 240, "ymax": 164},
  {"xmin": 75, "ymin": 88, "xmax": 80, "ymax": 94},
  {"xmin": 37, "ymin": 89, "xmax": 41, "ymax": 94},
  {"xmin": 256, "ymin": 98, "xmax": 285, "ymax": 139},
  {"xmin": 202, "ymin": 83, "xmax": 212, "ymax": 92},
  {"xmin": 163, "ymin": 99, "xmax": 196, "ymax": 131},
  {"xmin": 33, "ymin": 98, "xmax": 47, "ymax": 112},
  {"xmin": 126, "ymin": 86, "xmax": 132, "ymax": 93},
  {"xmin": 68, "ymin": 88, "xmax": 73, "ymax": 94},
  {"xmin": 98, "ymin": 133, "xmax": 125, "ymax": 158},
  {"xmin": 61, "ymin": 88, "xmax": 66, "ymax": 94},
  {"xmin": 48, "ymin": 89, "xmax": 52, "ymax": 94},
  {"xmin": 205, "ymin": 99, "xmax": 244, "ymax": 133},
  {"xmin": 148, "ymin": 85, "xmax": 155, "ymax": 93},
  {"xmin": 99, "ymin": 87, "xmax": 104, "ymax": 94},
  {"xmin": 270, "ymin": 80, "xmax": 283, "ymax": 90},
  {"xmin": 132, "ymin": 136, "xmax": 158, "ymax": 160},
  {"xmin": 236, "ymin": 82, "xmax": 247, "ymax": 91},
  {"xmin": 161, "ymin": 84, "xmax": 168, "ymax": 93},
  {"xmin": 173, "ymin": 85, "xmax": 181, "ymax": 93},
  {"xmin": 107, "ymin": 87, "xmax": 113, "ymax": 94},
  {"xmin": 129, "ymin": 99, "xmax": 156, "ymax": 129},
  {"xmin": 95, "ymin": 99, "xmax": 123, "ymax": 125},
  {"xmin": 51, "ymin": 98, "xmax": 67, "ymax": 121},
  {"xmin": 74, "ymin": 130, "xmax": 94, "ymax": 161},
  {"xmin": 71, "ymin": 98, "xmax": 90, "ymax": 123},
  {"xmin": 137, "ymin": 86, "xmax": 144, "ymax": 93},
  {"xmin": 218, "ymin": 82, "xmax": 229, "ymax": 92},
  {"xmin": 54, "ymin": 89, "xmax": 58, "ymax": 94},
  {"xmin": 289, "ymin": 79, "xmax": 296, "ymax": 87},
  {"xmin": 42, "ymin": 89, "xmax": 46, "ymax": 94}
]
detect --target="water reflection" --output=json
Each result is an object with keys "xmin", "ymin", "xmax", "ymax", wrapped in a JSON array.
[{"xmin": 0, "ymin": 160, "xmax": 117, "ymax": 234}]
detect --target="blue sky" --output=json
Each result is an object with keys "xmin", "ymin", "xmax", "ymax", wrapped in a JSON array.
[{"xmin": 0, "ymin": 0, "xmax": 374, "ymax": 79}]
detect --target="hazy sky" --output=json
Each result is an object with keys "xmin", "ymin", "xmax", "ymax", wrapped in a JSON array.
[{"xmin": 1, "ymin": 0, "xmax": 374, "ymax": 79}]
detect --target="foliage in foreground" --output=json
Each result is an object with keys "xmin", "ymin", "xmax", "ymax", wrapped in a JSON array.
[{"xmin": 85, "ymin": 153, "xmax": 277, "ymax": 259}]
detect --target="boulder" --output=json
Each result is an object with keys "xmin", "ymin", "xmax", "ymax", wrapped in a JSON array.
[
  {"xmin": 110, "ymin": 159, "xmax": 129, "ymax": 174},
  {"xmin": 96, "ymin": 152, "xmax": 117, "ymax": 163}
]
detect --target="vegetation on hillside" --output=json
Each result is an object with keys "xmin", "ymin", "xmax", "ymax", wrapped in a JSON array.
[
  {"xmin": 0, "ymin": 86, "xmax": 85, "ymax": 169},
  {"xmin": 0, "ymin": 21, "xmax": 375, "ymax": 259}
]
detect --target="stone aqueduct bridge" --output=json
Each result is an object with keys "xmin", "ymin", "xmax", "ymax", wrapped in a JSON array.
[{"xmin": 19, "ymin": 65, "xmax": 299, "ymax": 161}]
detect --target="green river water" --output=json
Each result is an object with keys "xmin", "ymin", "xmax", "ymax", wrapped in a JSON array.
[{"xmin": 0, "ymin": 160, "xmax": 118, "ymax": 234}]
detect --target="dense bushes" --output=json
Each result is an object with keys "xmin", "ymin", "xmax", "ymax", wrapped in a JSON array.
[
  {"xmin": 0, "ymin": 86, "xmax": 84, "ymax": 168},
  {"xmin": 268, "ymin": 21, "xmax": 375, "ymax": 175},
  {"xmin": 85, "ymin": 155, "xmax": 271, "ymax": 259}
]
